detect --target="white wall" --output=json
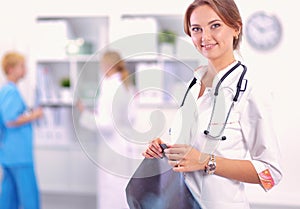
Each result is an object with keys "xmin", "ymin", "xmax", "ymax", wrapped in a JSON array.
[
  {"xmin": 0, "ymin": 0, "xmax": 36, "ymax": 106},
  {"xmin": 0, "ymin": 0, "xmax": 299, "ymax": 208},
  {"xmin": 235, "ymin": 0, "xmax": 300, "ymax": 207}
]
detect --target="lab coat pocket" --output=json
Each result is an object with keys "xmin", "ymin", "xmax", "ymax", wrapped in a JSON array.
[
  {"xmin": 214, "ymin": 111, "xmax": 245, "ymax": 156},
  {"xmin": 222, "ymin": 111, "xmax": 242, "ymax": 139}
]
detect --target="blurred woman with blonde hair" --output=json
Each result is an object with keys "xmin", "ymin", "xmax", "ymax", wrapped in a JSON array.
[
  {"xmin": 78, "ymin": 50, "xmax": 136, "ymax": 209},
  {"xmin": 0, "ymin": 51, "xmax": 43, "ymax": 209},
  {"xmin": 97, "ymin": 50, "xmax": 137, "ymax": 209}
]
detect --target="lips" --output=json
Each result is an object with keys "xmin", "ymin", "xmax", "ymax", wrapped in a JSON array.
[{"xmin": 201, "ymin": 43, "xmax": 216, "ymax": 50}]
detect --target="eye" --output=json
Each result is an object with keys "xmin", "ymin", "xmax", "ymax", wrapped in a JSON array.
[
  {"xmin": 211, "ymin": 23, "xmax": 221, "ymax": 29},
  {"xmin": 191, "ymin": 26, "xmax": 202, "ymax": 33}
]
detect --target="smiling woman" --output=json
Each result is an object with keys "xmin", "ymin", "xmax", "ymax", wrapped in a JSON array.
[
  {"xmin": 142, "ymin": 1, "xmax": 282, "ymax": 209},
  {"xmin": 184, "ymin": 0, "xmax": 242, "ymax": 68},
  {"xmin": 188, "ymin": 5, "xmax": 240, "ymax": 65},
  {"xmin": 184, "ymin": 0, "xmax": 242, "ymax": 50}
]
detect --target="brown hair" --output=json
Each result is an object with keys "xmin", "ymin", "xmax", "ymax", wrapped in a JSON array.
[
  {"xmin": 184, "ymin": 0, "xmax": 243, "ymax": 50},
  {"xmin": 101, "ymin": 50, "xmax": 130, "ymax": 88},
  {"xmin": 2, "ymin": 51, "xmax": 25, "ymax": 75}
]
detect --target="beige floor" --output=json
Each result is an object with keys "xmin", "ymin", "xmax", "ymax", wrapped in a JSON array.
[{"xmin": 41, "ymin": 193, "xmax": 299, "ymax": 209}]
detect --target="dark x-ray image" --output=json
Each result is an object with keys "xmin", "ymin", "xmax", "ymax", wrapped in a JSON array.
[{"xmin": 126, "ymin": 157, "xmax": 201, "ymax": 209}]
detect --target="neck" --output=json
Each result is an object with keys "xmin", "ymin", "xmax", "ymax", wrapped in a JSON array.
[
  {"xmin": 201, "ymin": 69, "xmax": 215, "ymax": 88},
  {"xmin": 7, "ymin": 75, "xmax": 18, "ymax": 84},
  {"xmin": 106, "ymin": 68, "xmax": 119, "ymax": 77},
  {"xmin": 203, "ymin": 58, "xmax": 236, "ymax": 87},
  {"xmin": 209, "ymin": 56, "xmax": 236, "ymax": 73}
]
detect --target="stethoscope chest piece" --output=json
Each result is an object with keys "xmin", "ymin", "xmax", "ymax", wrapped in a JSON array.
[{"xmin": 204, "ymin": 130, "xmax": 227, "ymax": 140}]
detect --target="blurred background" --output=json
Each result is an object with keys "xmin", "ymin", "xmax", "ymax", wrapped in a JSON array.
[{"xmin": 0, "ymin": 0, "xmax": 299, "ymax": 209}]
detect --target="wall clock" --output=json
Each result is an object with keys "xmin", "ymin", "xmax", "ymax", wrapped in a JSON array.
[{"xmin": 245, "ymin": 11, "xmax": 282, "ymax": 51}]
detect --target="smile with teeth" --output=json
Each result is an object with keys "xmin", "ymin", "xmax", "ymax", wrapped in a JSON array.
[{"xmin": 201, "ymin": 44, "xmax": 216, "ymax": 49}]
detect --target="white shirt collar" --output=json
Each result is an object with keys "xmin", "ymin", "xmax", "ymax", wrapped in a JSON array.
[
  {"xmin": 194, "ymin": 66, "xmax": 208, "ymax": 82},
  {"xmin": 212, "ymin": 60, "xmax": 240, "ymax": 88}
]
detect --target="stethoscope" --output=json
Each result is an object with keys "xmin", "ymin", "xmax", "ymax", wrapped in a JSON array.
[{"xmin": 180, "ymin": 61, "xmax": 248, "ymax": 141}]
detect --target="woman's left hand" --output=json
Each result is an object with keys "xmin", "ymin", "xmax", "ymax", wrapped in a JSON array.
[{"xmin": 164, "ymin": 144, "xmax": 209, "ymax": 172}]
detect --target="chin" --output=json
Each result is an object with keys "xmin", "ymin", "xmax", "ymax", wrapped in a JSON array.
[
  {"xmin": 201, "ymin": 51, "xmax": 220, "ymax": 61},
  {"xmin": 199, "ymin": 51, "xmax": 212, "ymax": 60}
]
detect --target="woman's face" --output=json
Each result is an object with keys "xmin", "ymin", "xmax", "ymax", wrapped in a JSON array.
[
  {"xmin": 13, "ymin": 61, "xmax": 26, "ymax": 79},
  {"xmin": 189, "ymin": 5, "xmax": 239, "ymax": 63},
  {"xmin": 101, "ymin": 61, "xmax": 112, "ymax": 74}
]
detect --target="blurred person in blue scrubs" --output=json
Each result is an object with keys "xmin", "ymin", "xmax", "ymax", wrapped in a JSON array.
[{"xmin": 0, "ymin": 51, "xmax": 43, "ymax": 209}]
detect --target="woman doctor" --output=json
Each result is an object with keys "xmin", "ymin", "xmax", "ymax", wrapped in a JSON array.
[
  {"xmin": 143, "ymin": 0, "xmax": 282, "ymax": 209},
  {"xmin": 78, "ymin": 50, "xmax": 135, "ymax": 209}
]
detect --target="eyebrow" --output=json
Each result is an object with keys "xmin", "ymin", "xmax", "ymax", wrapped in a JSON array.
[{"xmin": 190, "ymin": 19, "xmax": 221, "ymax": 27}]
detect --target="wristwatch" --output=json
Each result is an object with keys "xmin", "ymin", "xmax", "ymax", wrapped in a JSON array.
[{"xmin": 204, "ymin": 154, "xmax": 216, "ymax": 175}]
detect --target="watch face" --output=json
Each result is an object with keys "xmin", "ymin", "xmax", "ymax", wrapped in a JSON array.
[{"xmin": 245, "ymin": 11, "xmax": 282, "ymax": 51}]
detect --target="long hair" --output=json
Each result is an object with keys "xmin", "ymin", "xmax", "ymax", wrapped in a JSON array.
[{"xmin": 101, "ymin": 50, "xmax": 130, "ymax": 88}]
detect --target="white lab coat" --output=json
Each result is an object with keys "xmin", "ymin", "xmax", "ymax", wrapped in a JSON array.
[
  {"xmin": 169, "ymin": 61, "xmax": 283, "ymax": 209},
  {"xmin": 95, "ymin": 73, "xmax": 136, "ymax": 209}
]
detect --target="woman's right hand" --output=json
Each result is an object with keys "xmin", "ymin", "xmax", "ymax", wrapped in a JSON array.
[
  {"xmin": 32, "ymin": 107, "xmax": 43, "ymax": 119},
  {"xmin": 76, "ymin": 99, "xmax": 85, "ymax": 113},
  {"xmin": 142, "ymin": 138, "xmax": 165, "ymax": 159}
]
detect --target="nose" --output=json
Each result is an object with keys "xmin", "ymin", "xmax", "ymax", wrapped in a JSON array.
[{"xmin": 201, "ymin": 29, "xmax": 211, "ymax": 42}]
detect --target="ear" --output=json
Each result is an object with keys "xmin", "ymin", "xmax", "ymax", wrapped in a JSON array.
[
  {"xmin": 234, "ymin": 27, "xmax": 241, "ymax": 37},
  {"xmin": 235, "ymin": 24, "xmax": 242, "ymax": 37}
]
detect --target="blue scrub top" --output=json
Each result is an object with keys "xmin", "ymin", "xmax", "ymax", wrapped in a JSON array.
[{"xmin": 0, "ymin": 82, "xmax": 33, "ymax": 165}]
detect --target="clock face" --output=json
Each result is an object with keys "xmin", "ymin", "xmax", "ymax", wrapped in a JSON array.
[{"xmin": 245, "ymin": 11, "xmax": 282, "ymax": 51}]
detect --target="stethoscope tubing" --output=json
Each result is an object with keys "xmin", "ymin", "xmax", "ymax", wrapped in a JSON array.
[{"xmin": 181, "ymin": 61, "xmax": 248, "ymax": 141}]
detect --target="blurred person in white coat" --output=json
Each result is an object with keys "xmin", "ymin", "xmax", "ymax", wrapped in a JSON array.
[{"xmin": 78, "ymin": 50, "xmax": 136, "ymax": 209}]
